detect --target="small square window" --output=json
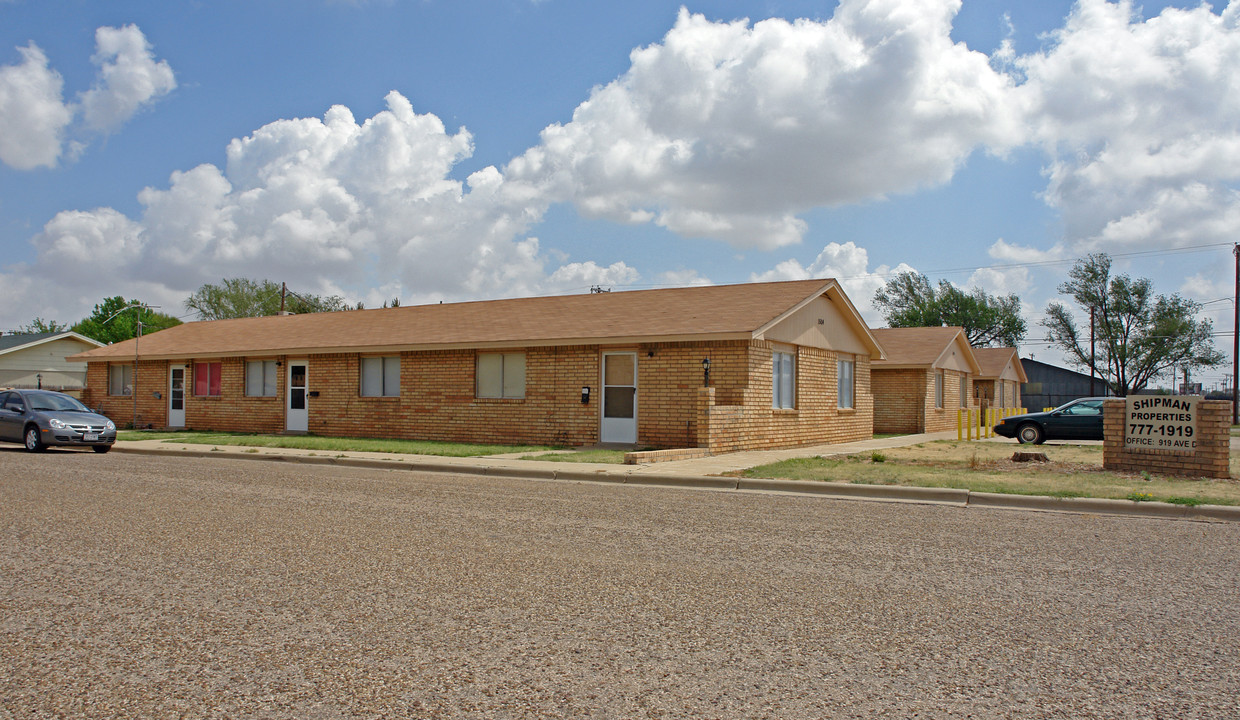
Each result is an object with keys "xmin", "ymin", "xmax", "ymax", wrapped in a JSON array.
[
  {"xmin": 246, "ymin": 360, "xmax": 278, "ymax": 397},
  {"xmin": 477, "ymin": 352, "xmax": 525, "ymax": 398},
  {"xmin": 108, "ymin": 364, "xmax": 133, "ymax": 396},
  {"xmin": 194, "ymin": 362, "xmax": 222, "ymax": 397},
  {"xmin": 360, "ymin": 356, "xmax": 400, "ymax": 397}
]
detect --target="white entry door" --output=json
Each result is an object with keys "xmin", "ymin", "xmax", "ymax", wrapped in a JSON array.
[
  {"xmin": 168, "ymin": 365, "xmax": 185, "ymax": 428},
  {"xmin": 601, "ymin": 352, "xmax": 637, "ymax": 444},
  {"xmin": 286, "ymin": 360, "xmax": 308, "ymax": 432}
]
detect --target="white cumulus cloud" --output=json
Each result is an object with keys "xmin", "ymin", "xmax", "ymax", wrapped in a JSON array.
[
  {"xmin": 0, "ymin": 43, "xmax": 72, "ymax": 169},
  {"xmin": 1017, "ymin": 0, "xmax": 1240, "ymax": 251},
  {"xmin": 3, "ymin": 92, "xmax": 644, "ymax": 328},
  {"xmin": 80, "ymin": 24, "xmax": 176, "ymax": 133},
  {"xmin": 0, "ymin": 24, "xmax": 174, "ymax": 170},
  {"xmin": 505, "ymin": 0, "xmax": 1021, "ymax": 250}
]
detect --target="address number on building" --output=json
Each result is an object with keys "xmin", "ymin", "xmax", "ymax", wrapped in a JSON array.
[{"xmin": 1124, "ymin": 396, "xmax": 1199, "ymax": 453}]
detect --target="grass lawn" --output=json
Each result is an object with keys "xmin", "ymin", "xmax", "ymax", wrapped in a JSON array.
[
  {"xmin": 742, "ymin": 440, "xmax": 1240, "ymax": 506},
  {"xmin": 116, "ymin": 430, "xmax": 563, "ymax": 458}
]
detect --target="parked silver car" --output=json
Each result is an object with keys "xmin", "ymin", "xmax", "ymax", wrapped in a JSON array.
[{"xmin": 0, "ymin": 389, "xmax": 116, "ymax": 453}]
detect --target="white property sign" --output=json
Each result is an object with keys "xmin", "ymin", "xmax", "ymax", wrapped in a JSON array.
[{"xmin": 1124, "ymin": 395, "xmax": 1200, "ymax": 453}]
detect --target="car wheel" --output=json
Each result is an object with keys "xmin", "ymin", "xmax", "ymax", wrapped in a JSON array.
[
  {"xmin": 23, "ymin": 425, "xmax": 45, "ymax": 452},
  {"xmin": 1016, "ymin": 423, "xmax": 1045, "ymax": 445},
  {"xmin": 91, "ymin": 445, "xmax": 111, "ymax": 454}
]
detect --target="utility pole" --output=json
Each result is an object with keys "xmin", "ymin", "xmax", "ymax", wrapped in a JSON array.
[
  {"xmin": 280, "ymin": 282, "xmax": 287, "ymax": 314},
  {"xmin": 103, "ymin": 302, "xmax": 158, "ymax": 429}
]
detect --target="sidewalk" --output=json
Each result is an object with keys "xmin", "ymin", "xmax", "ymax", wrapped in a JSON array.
[{"xmin": 111, "ymin": 431, "xmax": 1240, "ymax": 523}]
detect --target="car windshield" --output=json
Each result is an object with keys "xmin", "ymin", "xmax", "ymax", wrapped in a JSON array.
[
  {"xmin": 28, "ymin": 393, "xmax": 91, "ymax": 413},
  {"xmin": 1056, "ymin": 400, "xmax": 1102, "ymax": 415}
]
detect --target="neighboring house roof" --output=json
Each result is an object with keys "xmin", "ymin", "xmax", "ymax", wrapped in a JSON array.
[
  {"xmin": 0, "ymin": 331, "xmax": 104, "ymax": 357},
  {"xmin": 972, "ymin": 347, "xmax": 1029, "ymax": 383},
  {"xmin": 69, "ymin": 279, "xmax": 885, "ymax": 362},
  {"xmin": 870, "ymin": 326, "xmax": 982, "ymax": 374}
]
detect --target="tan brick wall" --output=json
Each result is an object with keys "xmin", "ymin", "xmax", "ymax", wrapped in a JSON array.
[
  {"xmin": 873, "ymin": 367, "xmax": 973, "ymax": 434},
  {"xmin": 82, "ymin": 359, "xmax": 167, "ymax": 429},
  {"xmin": 696, "ymin": 341, "xmax": 874, "ymax": 453},
  {"xmin": 1103, "ymin": 398, "xmax": 1231, "ymax": 479},
  {"xmin": 872, "ymin": 369, "xmax": 925, "ymax": 434}
]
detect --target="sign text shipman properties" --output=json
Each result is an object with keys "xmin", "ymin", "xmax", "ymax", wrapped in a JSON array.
[{"xmin": 1124, "ymin": 395, "xmax": 1200, "ymax": 453}]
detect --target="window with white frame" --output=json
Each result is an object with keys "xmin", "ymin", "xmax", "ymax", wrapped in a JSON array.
[
  {"xmin": 108, "ymin": 364, "xmax": 133, "ymax": 396},
  {"xmin": 998, "ymin": 382, "xmax": 1006, "ymax": 407},
  {"xmin": 935, "ymin": 370, "xmax": 944, "ymax": 409},
  {"xmin": 960, "ymin": 375, "xmax": 968, "ymax": 407},
  {"xmin": 772, "ymin": 350, "xmax": 795, "ymax": 409},
  {"xmin": 477, "ymin": 352, "xmax": 525, "ymax": 399},
  {"xmin": 360, "ymin": 356, "xmax": 401, "ymax": 397},
  {"xmin": 246, "ymin": 360, "xmax": 278, "ymax": 397},
  {"xmin": 837, "ymin": 357, "xmax": 855, "ymax": 409}
]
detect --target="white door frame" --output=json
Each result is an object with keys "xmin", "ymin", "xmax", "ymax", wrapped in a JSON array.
[
  {"xmin": 286, "ymin": 359, "xmax": 308, "ymax": 433},
  {"xmin": 168, "ymin": 365, "xmax": 186, "ymax": 428},
  {"xmin": 600, "ymin": 352, "xmax": 638, "ymax": 444}
]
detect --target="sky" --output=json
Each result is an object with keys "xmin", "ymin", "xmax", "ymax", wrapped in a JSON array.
[{"xmin": 2, "ymin": 0, "xmax": 1239, "ymax": 389}]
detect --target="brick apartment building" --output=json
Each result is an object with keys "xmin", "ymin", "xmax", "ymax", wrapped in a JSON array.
[
  {"xmin": 70, "ymin": 279, "xmax": 885, "ymax": 453},
  {"xmin": 869, "ymin": 326, "xmax": 981, "ymax": 434}
]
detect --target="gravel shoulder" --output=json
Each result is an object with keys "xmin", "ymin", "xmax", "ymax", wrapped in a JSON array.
[{"xmin": 2, "ymin": 449, "xmax": 1239, "ymax": 719}]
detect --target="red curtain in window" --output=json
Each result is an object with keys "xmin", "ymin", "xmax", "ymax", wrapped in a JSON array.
[{"xmin": 195, "ymin": 362, "xmax": 222, "ymax": 396}]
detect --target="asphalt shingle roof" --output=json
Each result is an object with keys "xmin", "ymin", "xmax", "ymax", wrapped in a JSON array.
[
  {"xmin": 70, "ymin": 279, "xmax": 848, "ymax": 361},
  {"xmin": 973, "ymin": 347, "xmax": 1027, "ymax": 382},
  {"xmin": 870, "ymin": 327, "xmax": 971, "ymax": 367}
]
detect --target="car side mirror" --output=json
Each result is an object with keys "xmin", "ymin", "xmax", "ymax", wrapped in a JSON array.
[{"xmin": 11, "ymin": 405, "xmax": 23, "ymax": 413}]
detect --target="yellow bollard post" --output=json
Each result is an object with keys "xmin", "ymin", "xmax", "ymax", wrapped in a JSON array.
[{"xmin": 957, "ymin": 408, "xmax": 963, "ymax": 441}]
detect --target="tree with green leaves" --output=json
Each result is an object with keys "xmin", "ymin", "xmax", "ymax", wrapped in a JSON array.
[
  {"xmin": 1043, "ymin": 253, "xmax": 1223, "ymax": 396},
  {"xmin": 185, "ymin": 278, "xmax": 350, "ymax": 319},
  {"xmin": 71, "ymin": 297, "xmax": 182, "ymax": 344},
  {"xmin": 873, "ymin": 271, "xmax": 1026, "ymax": 347},
  {"xmin": 15, "ymin": 317, "xmax": 69, "ymax": 334}
]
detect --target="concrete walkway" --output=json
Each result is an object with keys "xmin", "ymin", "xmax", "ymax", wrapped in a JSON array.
[{"xmin": 110, "ymin": 431, "xmax": 1239, "ymax": 523}]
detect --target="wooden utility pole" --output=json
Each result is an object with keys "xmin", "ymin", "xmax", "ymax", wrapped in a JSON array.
[{"xmin": 1233, "ymin": 244, "xmax": 1238, "ymax": 424}]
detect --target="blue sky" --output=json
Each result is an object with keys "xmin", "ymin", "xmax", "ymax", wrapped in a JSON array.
[{"xmin": 2, "ymin": 0, "xmax": 1238, "ymax": 388}]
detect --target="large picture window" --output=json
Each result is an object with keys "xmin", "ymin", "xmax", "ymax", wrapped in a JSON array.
[
  {"xmin": 194, "ymin": 362, "xmax": 222, "ymax": 397},
  {"xmin": 772, "ymin": 350, "xmax": 795, "ymax": 409},
  {"xmin": 837, "ymin": 358, "xmax": 855, "ymax": 409},
  {"xmin": 360, "ymin": 356, "xmax": 401, "ymax": 397},
  {"xmin": 477, "ymin": 352, "xmax": 525, "ymax": 399},
  {"xmin": 246, "ymin": 360, "xmax": 278, "ymax": 397},
  {"xmin": 108, "ymin": 364, "xmax": 133, "ymax": 396}
]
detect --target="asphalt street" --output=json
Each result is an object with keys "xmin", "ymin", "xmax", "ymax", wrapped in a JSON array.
[{"xmin": 2, "ymin": 449, "xmax": 1238, "ymax": 719}]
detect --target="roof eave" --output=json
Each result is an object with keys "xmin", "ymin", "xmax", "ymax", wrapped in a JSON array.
[{"xmin": 70, "ymin": 331, "xmax": 759, "ymax": 362}]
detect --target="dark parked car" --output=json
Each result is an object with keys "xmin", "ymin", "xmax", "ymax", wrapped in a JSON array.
[
  {"xmin": 993, "ymin": 397, "xmax": 1107, "ymax": 444},
  {"xmin": 0, "ymin": 389, "xmax": 116, "ymax": 453}
]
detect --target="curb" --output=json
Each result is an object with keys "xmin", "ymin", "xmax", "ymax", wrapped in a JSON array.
[
  {"xmin": 737, "ymin": 477, "xmax": 969, "ymax": 505},
  {"xmin": 111, "ymin": 444, "xmax": 1240, "ymax": 523}
]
